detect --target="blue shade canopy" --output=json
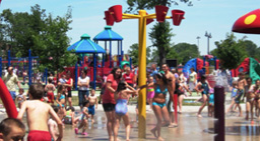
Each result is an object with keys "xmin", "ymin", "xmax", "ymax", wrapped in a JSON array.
[
  {"xmin": 93, "ymin": 26, "xmax": 123, "ymax": 41},
  {"xmin": 67, "ymin": 34, "xmax": 106, "ymax": 53}
]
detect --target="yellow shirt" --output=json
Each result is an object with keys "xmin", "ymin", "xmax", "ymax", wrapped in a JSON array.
[{"xmin": 3, "ymin": 73, "xmax": 19, "ymax": 91}]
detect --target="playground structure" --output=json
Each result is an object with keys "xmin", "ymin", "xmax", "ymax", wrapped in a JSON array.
[
  {"xmin": 183, "ymin": 56, "xmax": 260, "ymax": 86},
  {"xmin": 0, "ymin": 49, "xmax": 48, "ymax": 85},
  {"xmin": 65, "ymin": 26, "xmax": 131, "ymax": 90}
]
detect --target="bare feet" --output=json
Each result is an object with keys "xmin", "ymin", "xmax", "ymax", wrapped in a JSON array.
[
  {"xmin": 157, "ymin": 137, "xmax": 164, "ymax": 141},
  {"xmin": 168, "ymin": 123, "xmax": 178, "ymax": 128},
  {"xmin": 151, "ymin": 128, "xmax": 157, "ymax": 138},
  {"xmin": 109, "ymin": 136, "xmax": 114, "ymax": 141},
  {"xmin": 238, "ymin": 114, "xmax": 243, "ymax": 117},
  {"xmin": 197, "ymin": 114, "xmax": 202, "ymax": 118}
]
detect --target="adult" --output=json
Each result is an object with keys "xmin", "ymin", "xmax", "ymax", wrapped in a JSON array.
[
  {"xmin": 65, "ymin": 71, "xmax": 73, "ymax": 108},
  {"xmin": 77, "ymin": 69, "xmax": 90, "ymax": 110},
  {"xmin": 139, "ymin": 73, "xmax": 171, "ymax": 141},
  {"xmin": 102, "ymin": 67, "xmax": 122, "ymax": 141},
  {"xmin": 3, "ymin": 66, "xmax": 22, "ymax": 102},
  {"xmin": 161, "ymin": 64, "xmax": 177, "ymax": 127},
  {"xmin": 188, "ymin": 68, "xmax": 197, "ymax": 92}
]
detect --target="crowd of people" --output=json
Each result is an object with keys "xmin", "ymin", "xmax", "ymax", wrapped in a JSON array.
[{"xmin": 0, "ymin": 64, "xmax": 259, "ymax": 141}]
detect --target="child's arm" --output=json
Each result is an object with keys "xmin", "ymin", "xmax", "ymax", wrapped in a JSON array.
[
  {"xmin": 48, "ymin": 121, "xmax": 57, "ymax": 141},
  {"xmin": 49, "ymin": 106, "xmax": 63, "ymax": 141},
  {"xmin": 71, "ymin": 112, "xmax": 75, "ymax": 126},
  {"xmin": 194, "ymin": 82, "xmax": 201, "ymax": 95},
  {"xmin": 56, "ymin": 93, "xmax": 62, "ymax": 107},
  {"xmin": 82, "ymin": 108, "xmax": 90, "ymax": 118},
  {"xmin": 23, "ymin": 95, "xmax": 27, "ymax": 101},
  {"xmin": 95, "ymin": 97, "xmax": 98, "ymax": 109},
  {"xmin": 17, "ymin": 101, "xmax": 27, "ymax": 120}
]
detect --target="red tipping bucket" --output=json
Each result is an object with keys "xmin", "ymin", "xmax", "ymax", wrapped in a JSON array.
[
  {"xmin": 109, "ymin": 5, "xmax": 122, "ymax": 22},
  {"xmin": 147, "ymin": 19, "xmax": 154, "ymax": 25},
  {"xmin": 146, "ymin": 13, "xmax": 154, "ymax": 25},
  {"xmin": 171, "ymin": 9, "xmax": 185, "ymax": 26},
  {"xmin": 155, "ymin": 5, "xmax": 169, "ymax": 22},
  {"xmin": 104, "ymin": 11, "xmax": 114, "ymax": 26}
]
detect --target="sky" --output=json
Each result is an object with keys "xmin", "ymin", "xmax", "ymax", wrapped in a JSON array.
[{"xmin": 1, "ymin": 0, "xmax": 260, "ymax": 56}]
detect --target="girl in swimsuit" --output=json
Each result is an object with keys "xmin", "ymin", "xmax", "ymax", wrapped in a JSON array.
[
  {"xmin": 147, "ymin": 76, "xmax": 155, "ymax": 109},
  {"xmin": 114, "ymin": 81, "xmax": 138, "ymax": 141},
  {"xmin": 56, "ymin": 85, "xmax": 66, "ymax": 121},
  {"xmin": 195, "ymin": 75, "xmax": 211, "ymax": 118},
  {"xmin": 139, "ymin": 72, "xmax": 171, "ymax": 141}
]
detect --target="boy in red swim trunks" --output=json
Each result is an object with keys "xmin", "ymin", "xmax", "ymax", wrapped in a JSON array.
[{"xmin": 17, "ymin": 84, "xmax": 63, "ymax": 141}]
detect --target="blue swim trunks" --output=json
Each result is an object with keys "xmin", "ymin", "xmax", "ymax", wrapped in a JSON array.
[{"xmin": 88, "ymin": 105, "xmax": 95, "ymax": 115}]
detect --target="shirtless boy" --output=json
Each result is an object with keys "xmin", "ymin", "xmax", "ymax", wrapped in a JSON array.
[
  {"xmin": 17, "ymin": 84, "xmax": 63, "ymax": 141},
  {"xmin": 236, "ymin": 72, "xmax": 247, "ymax": 117},
  {"xmin": 88, "ymin": 89, "xmax": 98, "ymax": 123},
  {"xmin": 162, "ymin": 64, "xmax": 177, "ymax": 127}
]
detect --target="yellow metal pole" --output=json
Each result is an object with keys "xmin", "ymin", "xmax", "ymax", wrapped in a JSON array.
[{"xmin": 138, "ymin": 10, "xmax": 147, "ymax": 139}]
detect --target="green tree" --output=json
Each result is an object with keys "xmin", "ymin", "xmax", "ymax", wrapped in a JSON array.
[
  {"xmin": 0, "ymin": 5, "xmax": 77, "ymax": 73},
  {"xmin": 127, "ymin": 43, "xmax": 151, "ymax": 65},
  {"xmin": 211, "ymin": 33, "xmax": 248, "ymax": 69},
  {"xmin": 168, "ymin": 42, "xmax": 199, "ymax": 64},
  {"xmin": 243, "ymin": 40, "xmax": 260, "ymax": 60},
  {"xmin": 149, "ymin": 21, "xmax": 174, "ymax": 67}
]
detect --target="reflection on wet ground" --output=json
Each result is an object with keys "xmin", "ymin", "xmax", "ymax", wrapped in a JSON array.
[{"xmin": 1, "ymin": 110, "xmax": 260, "ymax": 141}]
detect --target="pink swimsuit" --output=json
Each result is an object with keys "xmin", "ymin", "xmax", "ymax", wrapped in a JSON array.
[{"xmin": 147, "ymin": 87, "xmax": 155, "ymax": 99}]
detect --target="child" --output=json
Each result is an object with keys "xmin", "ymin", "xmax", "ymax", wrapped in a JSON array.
[
  {"xmin": 74, "ymin": 101, "xmax": 90, "ymax": 136},
  {"xmin": 17, "ymin": 84, "xmax": 63, "ymax": 141},
  {"xmin": 88, "ymin": 89, "xmax": 98, "ymax": 123},
  {"xmin": 248, "ymin": 80, "xmax": 260, "ymax": 124},
  {"xmin": 64, "ymin": 106, "xmax": 76, "ymax": 127},
  {"xmin": 226, "ymin": 81, "xmax": 238, "ymax": 114},
  {"xmin": 208, "ymin": 88, "xmax": 214, "ymax": 117},
  {"xmin": 195, "ymin": 75, "xmax": 211, "ymax": 118},
  {"xmin": 16, "ymin": 88, "xmax": 26, "ymax": 109},
  {"xmin": 114, "ymin": 81, "xmax": 138, "ymax": 141},
  {"xmin": 147, "ymin": 76, "xmax": 155, "ymax": 109},
  {"xmin": 56, "ymin": 85, "xmax": 66, "ymax": 121},
  {"xmin": 48, "ymin": 106, "xmax": 59, "ymax": 141},
  {"xmin": 45, "ymin": 78, "xmax": 56, "ymax": 105},
  {"xmin": 0, "ymin": 118, "xmax": 26, "ymax": 141},
  {"xmin": 177, "ymin": 78, "xmax": 192, "ymax": 114}
]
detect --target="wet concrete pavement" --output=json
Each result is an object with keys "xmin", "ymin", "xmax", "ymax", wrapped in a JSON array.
[{"xmin": 1, "ymin": 104, "xmax": 260, "ymax": 141}]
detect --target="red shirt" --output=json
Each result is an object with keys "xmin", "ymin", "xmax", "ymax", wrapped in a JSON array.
[
  {"xmin": 66, "ymin": 78, "xmax": 72, "ymax": 91},
  {"xmin": 102, "ymin": 74, "xmax": 119, "ymax": 104},
  {"xmin": 123, "ymin": 72, "xmax": 134, "ymax": 84}
]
